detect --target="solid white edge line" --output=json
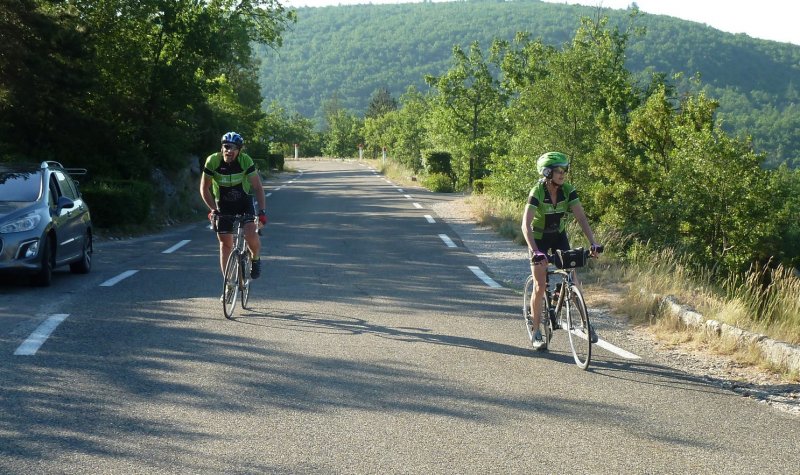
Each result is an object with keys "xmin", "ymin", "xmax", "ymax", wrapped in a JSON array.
[
  {"xmin": 468, "ymin": 266, "xmax": 502, "ymax": 288},
  {"xmin": 564, "ymin": 329, "xmax": 641, "ymax": 360},
  {"xmin": 413, "ymin": 203, "xmax": 423, "ymax": 209},
  {"xmin": 162, "ymin": 239, "xmax": 190, "ymax": 254},
  {"xmin": 438, "ymin": 234, "xmax": 457, "ymax": 248},
  {"xmin": 424, "ymin": 215, "xmax": 436, "ymax": 223},
  {"xmin": 100, "ymin": 270, "xmax": 139, "ymax": 287},
  {"xmin": 14, "ymin": 314, "xmax": 70, "ymax": 355},
  {"xmin": 595, "ymin": 339, "xmax": 641, "ymax": 359}
]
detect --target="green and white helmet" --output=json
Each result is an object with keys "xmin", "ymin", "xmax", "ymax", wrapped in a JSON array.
[{"xmin": 536, "ymin": 151, "xmax": 569, "ymax": 177}]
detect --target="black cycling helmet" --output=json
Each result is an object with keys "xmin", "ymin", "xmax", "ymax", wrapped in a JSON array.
[{"xmin": 221, "ymin": 131, "xmax": 244, "ymax": 147}]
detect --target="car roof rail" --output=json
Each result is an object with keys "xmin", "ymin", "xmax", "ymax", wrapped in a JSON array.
[{"xmin": 40, "ymin": 160, "xmax": 88, "ymax": 175}]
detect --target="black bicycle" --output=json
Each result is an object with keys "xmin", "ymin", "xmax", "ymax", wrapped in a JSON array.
[
  {"xmin": 523, "ymin": 246, "xmax": 603, "ymax": 369},
  {"xmin": 216, "ymin": 213, "xmax": 256, "ymax": 319}
]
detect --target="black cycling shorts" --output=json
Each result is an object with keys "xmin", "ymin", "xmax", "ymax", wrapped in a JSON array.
[
  {"xmin": 529, "ymin": 231, "xmax": 571, "ymax": 266},
  {"xmin": 215, "ymin": 198, "xmax": 255, "ymax": 234}
]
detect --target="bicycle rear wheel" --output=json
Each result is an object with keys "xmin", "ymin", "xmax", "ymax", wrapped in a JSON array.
[
  {"xmin": 240, "ymin": 252, "xmax": 252, "ymax": 309},
  {"xmin": 565, "ymin": 285, "xmax": 591, "ymax": 369},
  {"xmin": 222, "ymin": 251, "xmax": 240, "ymax": 319},
  {"xmin": 522, "ymin": 275, "xmax": 550, "ymax": 350}
]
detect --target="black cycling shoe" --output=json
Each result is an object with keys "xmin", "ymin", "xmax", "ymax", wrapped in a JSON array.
[{"xmin": 250, "ymin": 259, "xmax": 261, "ymax": 279}]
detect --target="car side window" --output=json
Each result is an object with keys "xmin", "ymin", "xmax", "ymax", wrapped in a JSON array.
[
  {"xmin": 48, "ymin": 176, "xmax": 59, "ymax": 207},
  {"xmin": 54, "ymin": 171, "xmax": 78, "ymax": 200}
]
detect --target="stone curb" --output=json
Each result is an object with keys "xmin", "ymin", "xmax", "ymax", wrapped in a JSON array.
[{"xmin": 662, "ymin": 296, "xmax": 800, "ymax": 375}]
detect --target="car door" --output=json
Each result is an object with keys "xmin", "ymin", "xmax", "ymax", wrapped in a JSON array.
[{"xmin": 52, "ymin": 170, "xmax": 85, "ymax": 261}]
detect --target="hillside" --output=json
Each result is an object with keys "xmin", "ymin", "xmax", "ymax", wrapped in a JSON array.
[{"xmin": 255, "ymin": 0, "xmax": 800, "ymax": 167}]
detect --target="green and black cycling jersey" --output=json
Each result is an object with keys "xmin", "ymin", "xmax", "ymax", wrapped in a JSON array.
[
  {"xmin": 202, "ymin": 152, "xmax": 258, "ymax": 205},
  {"xmin": 525, "ymin": 179, "xmax": 580, "ymax": 239}
]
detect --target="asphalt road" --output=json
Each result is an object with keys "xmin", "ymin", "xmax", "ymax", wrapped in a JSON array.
[{"xmin": 0, "ymin": 159, "xmax": 797, "ymax": 474}]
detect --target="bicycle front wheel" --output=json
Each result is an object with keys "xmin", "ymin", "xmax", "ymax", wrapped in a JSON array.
[
  {"xmin": 240, "ymin": 252, "xmax": 252, "ymax": 309},
  {"xmin": 565, "ymin": 285, "xmax": 591, "ymax": 369},
  {"xmin": 222, "ymin": 251, "xmax": 240, "ymax": 319}
]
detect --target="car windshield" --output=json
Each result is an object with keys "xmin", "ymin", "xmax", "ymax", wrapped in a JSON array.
[{"xmin": 0, "ymin": 171, "xmax": 42, "ymax": 202}]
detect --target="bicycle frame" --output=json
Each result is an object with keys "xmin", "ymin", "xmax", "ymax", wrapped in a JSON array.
[{"xmin": 523, "ymin": 246, "xmax": 601, "ymax": 369}]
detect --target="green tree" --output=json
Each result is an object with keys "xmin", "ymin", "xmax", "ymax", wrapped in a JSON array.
[
  {"xmin": 0, "ymin": 0, "xmax": 95, "ymax": 163},
  {"xmin": 365, "ymin": 87, "xmax": 398, "ymax": 119},
  {"xmin": 362, "ymin": 112, "xmax": 394, "ymax": 160},
  {"xmin": 391, "ymin": 86, "xmax": 430, "ymax": 172},
  {"xmin": 1, "ymin": 0, "xmax": 295, "ymax": 177},
  {"xmin": 490, "ymin": 14, "xmax": 640, "ymax": 203},
  {"xmin": 668, "ymin": 109, "xmax": 769, "ymax": 271},
  {"xmin": 323, "ymin": 109, "xmax": 362, "ymax": 158},
  {"xmin": 425, "ymin": 41, "xmax": 507, "ymax": 187}
]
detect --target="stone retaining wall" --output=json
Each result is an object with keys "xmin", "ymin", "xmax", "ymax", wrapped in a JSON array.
[{"xmin": 663, "ymin": 296, "xmax": 800, "ymax": 375}]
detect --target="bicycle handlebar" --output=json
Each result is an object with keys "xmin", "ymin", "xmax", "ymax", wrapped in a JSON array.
[{"xmin": 532, "ymin": 246, "xmax": 603, "ymax": 267}]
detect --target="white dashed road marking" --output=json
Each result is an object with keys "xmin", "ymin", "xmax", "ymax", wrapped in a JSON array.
[
  {"xmin": 424, "ymin": 215, "xmax": 436, "ymax": 223},
  {"xmin": 162, "ymin": 240, "xmax": 190, "ymax": 254},
  {"xmin": 100, "ymin": 270, "xmax": 139, "ymax": 287},
  {"xmin": 413, "ymin": 203, "xmax": 423, "ymax": 209},
  {"xmin": 438, "ymin": 234, "xmax": 457, "ymax": 248},
  {"xmin": 468, "ymin": 266, "xmax": 502, "ymax": 288},
  {"xmin": 14, "ymin": 314, "xmax": 69, "ymax": 355}
]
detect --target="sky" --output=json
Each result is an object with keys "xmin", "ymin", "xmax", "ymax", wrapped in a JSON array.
[{"xmin": 280, "ymin": 0, "xmax": 800, "ymax": 46}]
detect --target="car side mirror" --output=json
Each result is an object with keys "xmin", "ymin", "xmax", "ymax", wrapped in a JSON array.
[{"xmin": 57, "ymin": 196, "xmax": 75, "ymax": 210}]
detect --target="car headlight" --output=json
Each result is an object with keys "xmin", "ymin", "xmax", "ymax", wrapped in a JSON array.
[{"xmin": 0, "ymin": 213, "xmax": 42, "ymax": 233}]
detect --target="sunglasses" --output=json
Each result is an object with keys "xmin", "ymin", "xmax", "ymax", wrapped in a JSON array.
[{"xmin": 222, "ymin": 143, "xmax": 239, "ymax": 151}]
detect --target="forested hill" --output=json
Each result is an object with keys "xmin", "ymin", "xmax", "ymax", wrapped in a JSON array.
[{"xmin": 254, "ymin": 0, "xmax": 800, "ymax": 168}]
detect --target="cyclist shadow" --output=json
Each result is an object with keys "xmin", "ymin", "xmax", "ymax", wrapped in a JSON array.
[
  {"xmin": 532, "ymin": 338, "xmax": 739, "ymax": 397},
  {"xmin": 225, "ymin": 307, "xmax": 767, "ymax": 398},
  {"xmin": 225, "ymin": 307, "xmax": 533, "ymax": 358},
  {"xmin": 580, "ymin": 356, "xmax": 737, "ymax": 397}
]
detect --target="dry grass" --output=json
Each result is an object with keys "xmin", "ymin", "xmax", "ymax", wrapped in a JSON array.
[
  {"xmin": 647, "ymin": 311, "xmax": 799, "ymax": 381},
  {"xmin": 361, "ymin": 158, "xmax": 420, "ymax": 188}
]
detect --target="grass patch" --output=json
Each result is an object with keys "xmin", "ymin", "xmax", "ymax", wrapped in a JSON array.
[{"xmin": 362, "ymin": 158, "xmax": 419, "ymax": 188}]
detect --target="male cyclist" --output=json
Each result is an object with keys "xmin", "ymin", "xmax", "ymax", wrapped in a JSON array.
[
  {"xmin": 521, "ymin": 152, "xmax": 601, "ymax": 350},
  {"xmin": 200, "ymin": 132, "xmax": 267, "ymax": 283}
]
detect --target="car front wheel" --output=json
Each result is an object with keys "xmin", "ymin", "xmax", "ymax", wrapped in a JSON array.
[
  {"xmin": 31, "ymin": 236, "xmax": 54, "ymax": 286},
  {"xmin": 70, "ymin": 232, "xmax": 92, "ymax": 274}
]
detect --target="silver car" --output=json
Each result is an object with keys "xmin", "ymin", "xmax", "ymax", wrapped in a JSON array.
[{"xmin": 0, "ymin": 161, "xmax": 93, "ymax": 286}]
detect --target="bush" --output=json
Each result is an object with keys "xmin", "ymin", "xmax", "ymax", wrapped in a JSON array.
[
  {"xmin": 82, "ymin": 180, "xmax": 153, "ymax": 228},
  {"xmin": 472, "ymin": 178, "xmax": 486, "ymax": 194},
  {"xmin": 423, "ymin": 173, "xmax": 454, "ymax": 192},
  {"xmin": 253, "ymin": 158, "xmax": 269, "ymax": 174},
  {"xmin": 268, "ymin": 153, "xmax": 284, "ymax": 171},
  {"xmin": 423, "ymin": 150, "xmax": 453, "ymax": 176}
]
